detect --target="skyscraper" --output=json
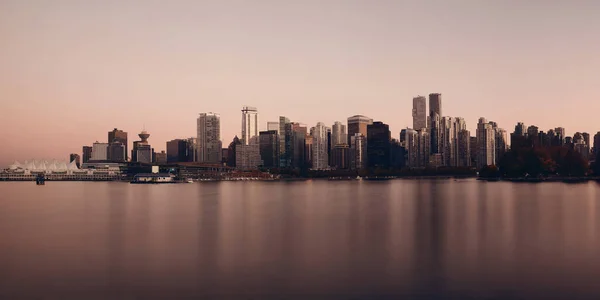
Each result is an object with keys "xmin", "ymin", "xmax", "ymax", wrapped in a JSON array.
[
  {"xmin": 367, "ymin": 121, "xmax": 391, "ymax": 169},
  {"xmin": 279, "ymin": 116, "xmax": 290, "ymax": 167},
  {"xmin": 197, "ymin": 113, "xmax": 222, "ymax": 164},
  {"xmin": 290, "ymin": 123, "xmax": 308, "ymax": 169},
  {"xmin": 429, "ymin": 93, "xmax": 442, "ymax": 155},
  {"xmin": 440, "ymin": 116, "xmax": 456, "ymax": 166},
  {"xmin": 593, "ymin": 132, "xmax": 600, "ymax": 157},
  {"xmin": 412, "ymin": 96, "xmax": 427, "ymax": 130},
  {"xmin": 457, "ymin": 130, "xmax": 471, "ymax": 167},
  {"xmin": 495, "ymin": 128, "xmax": 508, "ymax": 163},
  {"xmin": 417, "ymin": 128, "xmax": 431, "ymax": 168},
  {"xmin": 349, "ymin": 133, "xmax": 366, "ymax": 170},
  {"xmin": 331, "ymin": 121, "xmax": 347, "ymax": 146},
  {"xmin": 347, "ymin": 115, "xmax": 373, "ymax": 144},
  {"xmin": 241, "ymin": 106, "xmax": 259, "ymax": 145},
  {"xmin": 476, "ymin": 118, "xmax": 495, "ymax": 169},
  {"xmin": 403, "ymin": 128, "xmax": 419, "ymax": 168},
  {"xmin": 108, "ymin": 141, "xmax": 126, "ymax": 162},
  {"xmin": 311, "ymin": 122, "xmax": 329, "ymax": 170},
  {"xmin": 108, "ymin": 128, "xmax": 128, "ymax": 161},
  {"xmin": 186, "ymin": 137, "xmax": 197, "ymax": 162},
  {"xmin": 331, "ymin": 144, "xmax": 350, "ymax": 169},
  {"xmin": 259, "ymin": 130, "xmax": 279, "ymax": 168}
]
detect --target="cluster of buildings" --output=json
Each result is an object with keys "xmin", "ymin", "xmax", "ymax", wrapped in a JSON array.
[
  {"xmin": 7, "ymin": 93, "xmax": 600, "ymax": 181},
  {"xmin": 78, "ymin": 93, "xmax": 600, "ymax": 173}
]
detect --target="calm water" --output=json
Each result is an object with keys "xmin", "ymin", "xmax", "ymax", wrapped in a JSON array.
[{"xmin": 1, "ymin": 179, "xmax": 600, "ymax": 299}]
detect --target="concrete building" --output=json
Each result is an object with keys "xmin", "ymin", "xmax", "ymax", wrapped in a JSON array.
[
  {"xmin": 347, "ymin": 115, "xmax": 373, "ymax": 145},
  {"xmin": 457, "ymin": 130, "xmax": 471, "ymax": 167},
  {"xmin": 403, "ymin": 128, "xmax": 419, "ymax": 168},
  {"xmin": 186, "ymin": 137, "xmax": 197, "ymax": 162},
  {"xmin": 108, "ymin": 141, "xmax": 126, "ymax": 162},
  {"xmin": 197, "ymin": 113, "xmax": 222, "ymax": 164},
  {"xmin": 367, "ymin": 121, "xmax": 391, "ymax": 169},
  {"xmin": 311, "ymin": 122, "xmax": 330, "ymax": 170},
  {"xmin": 108, "ymin": 128, "xmax": 128, "ymax": 161},
  {"xmin": 82, "ymin": 146, "xmax": 92, "ymax": 163},
  {"xmin": 167, "ymin": 139, "xmax": 189, "ymax": 163},
  {"xmin": 476, "ymin": 118, "xmax": 496, "ymax": 169},
  {"xmin": 417, "ymin": 128, "xmax": 431, "ymax": 168},
  {"xmin": 155, "ymin": 151, "xmax": 167, "ymax": 164},
  {"xmin": 331, "ymin": 144, "xmax": 350, "ymax": 169},
  {"xmin": 412, "ymin": 96, "xmax": 427, "ymax": 130},
  {"xmin": 132, "ymin": 130, "xmax": 152, "ymax": 164},
  {"xmin": 241, "ymin": 106, "xmax": 259, "ymax": 145},
  {"xmin": 259, "ymin": 130, "xmax": 279, "ymax": 168},
  {"xmin": 91, "ymin": 142, "xmax": 108, "ymax": 161},
  {"xmin": 440, "ymin": 116, "xmax": 456, "ymax": 167},
  {"xmin": 279, "ymin": 116, "xmax": 291, "ymax": 168},
  {"xmin": 226, "ymin": 136, "xmax": 242, "ymax": 167},
  {"xmin": 495, "ymin": 128, "xmax": 508, "ymax": 163},
  {"xmin": 236, "ymin": 144, "xmax": 262, "ymax": 170},
  {"xmin": 331, "ymin": 121, "xmax": 347, "ymax": 146},
  {"xmin": 349, "ymin": 133, "xmax": 366, "ymax": 170}
]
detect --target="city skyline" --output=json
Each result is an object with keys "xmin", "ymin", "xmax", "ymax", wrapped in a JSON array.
[{"xmin": 2, "ymin": 1, "xmax": 600, "ymax": 166}]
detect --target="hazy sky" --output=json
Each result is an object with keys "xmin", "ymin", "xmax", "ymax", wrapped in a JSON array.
[{"xmin": 1, "ymin": 0, "xmax": 599, "ymax": 166}]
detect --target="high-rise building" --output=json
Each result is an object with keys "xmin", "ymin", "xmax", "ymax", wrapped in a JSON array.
[
  {"xmin": 82, "ymin": 146, "xmax": 92, "ymax": 164},
  {"xmin": 91, "ymin": 142, "xmax": 109, "ymax": 161},
  {"xmin": 457, "ymin": 130, "xmax": 471, "ymax": 167},
  {"xmin": 476, "ymin": 118, "xmax": 495, "ymax": 169},
  {"xmin": 412, "ymin": 96, "xmax": 427, "ymax": 130},
  {"xmin": 69, "ymin": 153, "xmax": 81, "ymax": 168},
  {"xmin": 226, "ymin": 136, "xmax": 242, "ymax": 167},
  {"xmin": 290, "ymin": 123, "xmax": 308, "ymax": 169},
  {"xmin": 331, "ymin": 121, "xmax": 347, "ymax": 146},
  {"xmin": 197, "ymin": 113, "xmax": 222, "ymax": 164},
  {"xmin": 186, "ymin": 137, "xmax": 197, "ymax": 162},
  {"xmin": 167, "ymin": 139, "xmax": 189, "ymax": 163},
  {"xmin": 495, "ymin": 128, "xmax": 508, "ymax": 163},
  {"xmin": 594, "ymin": 132, "xmax": 600, "ymax": 158},
  {"xmin": 311, "ymin": 122, "xmax": 330, "ymax": 170},
  {"xmin": 367, "ymin": 121, "xmax": 391, "ymax": 169},
  {"xmin": 331, "ymin": 144, "xmax": 350, "ymax": 169},
  {"xmin": 511, "ymin": 122, "xmax": 529, "ymax": 149},
  {"xmin": 237, "ymin": 107, "xmax": 261, "ymax": 170},
  {"xmin": 108, "ymin": 128, "xmax": 128, "ymax": 161},
  {"xmin": 347, "ymin": 115, "xmax": 373, "ymax": 144},
  {"xmin": 555, "ymin": 127, "xmax": 566, "ymax": 141},
  {"xmin": 574, "ymin": 141, "xmax": 590, "ymax": 161},
  {"xmin": 241, "ymin": 106, "xmax": 259, "ymax": 145},
  {"xmin": 469, "ymin": 136, "xmax": 477, "ymax": 167},
  {"xmin": 429, "ymin": 93, "xmax": 442, "ymax": 117},
  {"xmin": 390, "ymin": 139, "xmax": 405, "ymax": 169},
  {"xmin": 582, "ymin": 132, "xmax": 590, "ymax": 146},
  {"xmin": 440, "ymin": 116, "xmax": 456, "ymax": 166},
  {"xmin": 279, "ymin": 116, "xmax": 291, "ymax": 168},
  {"xmin": 349, "ymin": 133, "xmax": 366, "ymax": 170},
  {"xmin": 527, "ymin": 125, "xmax": 539, "ymax": 138},
  {"xmin": 304, "ymin": 134, "xmax": 314, "ymax": 169},
  {"xmin": 403, "ymin": 129, "xmax": 419, "ymax": 168},
  {"xmin": 417, "ymin": 129, "xmax": 430, "ymax": 168},
  {"xmin": 108, "ymin": 141, "xmax": 126, "ymax": 162},
  {"xmin": 267, "ymin": 122, "xmax": 279, "ymax": 131},
  {"xmin": 259, "ymin": 130, "xmax": 279, "ymax": 168},
  {"xmin": 132, "ymin": 131, "xmax": 152, "ymax": 164},
  {"xmin": 429, "ymin": 93, "xmax": 442, "ymax": 155}
]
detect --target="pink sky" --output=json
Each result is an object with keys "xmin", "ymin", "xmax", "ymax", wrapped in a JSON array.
[{"xmin": 1, "ymin": 0, "xmax": 599, "ymax": 167}]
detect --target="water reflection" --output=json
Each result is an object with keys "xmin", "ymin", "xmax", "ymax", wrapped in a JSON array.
[{"xmin": 0, "ymin": 180, "xmax": 600, "ymax": 298}]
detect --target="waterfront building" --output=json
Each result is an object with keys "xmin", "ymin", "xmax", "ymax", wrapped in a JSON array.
[
  {"xmin": 457, "ymin": 129, "xmax": 471, "ymax": 167},
  {"xmin": 3, "ymin": 160, "xmax": 123, "ymax": 181},
  {"xmin": 290, "ymin": 123, "xmax": 308, "ymax": 169},
  {"xmin": 429, "ymin": 93, "xmax": 442, "ymax": 154},
  {"xmin": 349, "ymin": 133, "xmax": 366, "ymax": 170},
  {"xmin": 417, "ymin": 128, "xmax": 431, "ymax": 168},
  {"xmin": 304, "ymin": 134, "xmax": 314, "ymax": 169},
  {"xmin": 108, "ymin": 128, "xmax": 128, "ymax": 161},
  {"xmin": 347, "ymin": 115, "xmax": 373, "ymax": 145},
  {"xmin": 594, "ymin": 132, "xmax": 600, "ymax": 157},
  {"xmin": 155, "ymin": 151, "xmax": 167, "ymax": 164},
  {"xmin": 241, "ymin": 106, "xmax": 259, "ymax": 145},
  {"xmin": 367, "ymin": 121, "xmax": 391, "ymax": 169},
  {"xmin": 167, "ymin": 139, "xmax": 189, "ymax": 163},
  {"xmin": 476, "ymin": 118, "xmax": 496, "ymax": 169},
  {"xmin": 82, "ymin": 146, "xmax": 92, "ymax": 164},
  {"xmin": 91, "ymin": 142, "xmax": 108, "ymax": 161},
  {"xmin": 132, "ymin": 130, "xmax": 152, "ymax": 164},
  {"xmin": 403, "ymin": 129, "xmax": 418, "ymax": 168},
  {"xmin": 226, "ymin": 136, "xmax": 242, "ymax": 167},
  {"xmin": 390, "ymin": 139, "xmax": 405, "ymax": 169},
  {"xmin": 279, "ymin": 116, "xmax": 291, "ymax": 168},
  {"xmin": 495, "ymin": 128, "xmax": 508, "ymax": 163},
  {"xmin": 236, "ymin": 144, "xmax": 262, "ymax": 170},
  {"xmin": 412, "ymin": 96, "xmax": 427, "ymax": 130},
  {"xmin": 440, "ymin": 116, "xmax": 456, "ymax": 167},
  {"xmin": 69, "ymin": 153, "xmax": 81, "ymax": 168},
  {"xmin": 237, "ymin": 106, "xmax": 261, "ymax": 170},
  {"xmin": 331, "ymin": 121, "xmax": 347, "ymax": 146},
  {"xmin": 331, "ymin": 144, "xmax": 350, "ymax": 169},
  {"xmin": 469, "ymin": 136, "xmax": 477, "ymax": 166},
  {"xmin": 186, "ymin": 137, "xmax": 197, "ymax": 162},
  {"xmin": 197, "ymin": 113, "xmax": 222, "ymax": 164},
  {"xmin": 108, "ymin": 141, "xmax": 126, "ymax": 162},
  {"xmin": 311, "ymin": 122, "xmax": 330, "ymax": 170},
  {"xmin": 259, "ymin": 130, "xmax": 279, "ymax": 168}
]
